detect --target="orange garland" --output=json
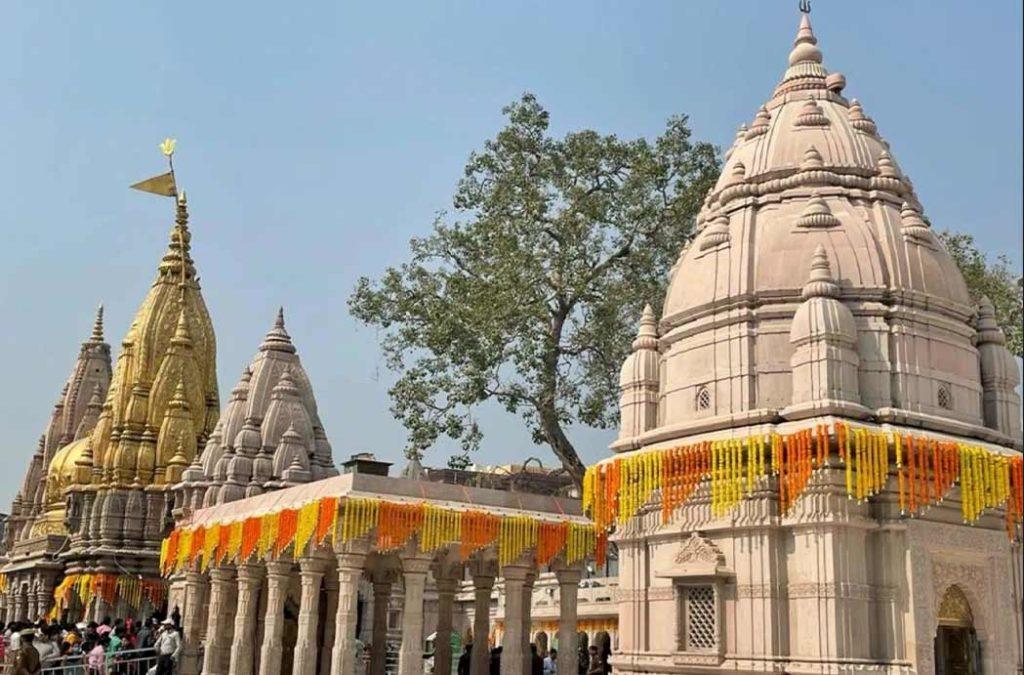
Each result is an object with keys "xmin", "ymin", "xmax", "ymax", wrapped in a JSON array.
[
  {"xmin": 241, "ymin": 517, "xmax": 261, "ymax": 563},
  {"xmin": 276, "ymin": 509, "xmax": 298, "ymax": 556},
  {"xmin": 316, "ymin": 496, "xmax": 339, "ymax": 544}
]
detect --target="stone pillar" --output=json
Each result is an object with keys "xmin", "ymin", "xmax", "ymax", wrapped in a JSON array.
[
  {"xmin": 13, "ymin": 587, "xmax": 26, "ymax": 622},
  {"xmin": 469, "ymin": 569, "xmax": 495, "ymax": 675},
  {"xmin": 35, "ymin": 578, "xmax": 55, "ymax": 621},
  {"xmin": 369, "ymin": 575, "xmax": 393, "ymax": 675},
  {"xmin": 330, "ymin": 551, "xmax": 367, "ymax": 675},
  {"xmin": 397, "ymin": 555, "xmax": 432, "ymax": 675},
  {"xmin": 501, "ymin": 565, "xmax": 531, "ymax": 675},
  {"xmin": 292, "ymin": 558, "xmax": 325, "ymax": 675},
  {"xmin": 521, "ymin": 571, "xmax": 536, "ymax": 675},
  {"xmin": 228, "ymin": 564, "xmax": 264, "ymax": 675},
  {"xmin": 554, "ymin": 565, "xmax": 582, "ymax": 675},
  {"xmin": 92, "ymin": 596, "xmax": 112, "ymax": 624},
  {"xmin": 319, "ymin": 571, "xmax": 339, "ymax": 675},
  {"xmin": 26, "ymin": 588, "xmax": 39, "ymax": 622},
  {"xmin": 180, "ymin": 571, "xmax": 210, "ymax": 675},
  {"xmin": 258, "ymin": 561, "xmax": 293, "ymax": 675},
  {"xmin": 203, "ymin": 567, "xmax": 237, "ymax": 675},
  {"xmin": 433, "ymin": 575, "xmax": 459, "ymax": 675}
]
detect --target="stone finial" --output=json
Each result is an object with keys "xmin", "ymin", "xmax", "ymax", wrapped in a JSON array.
[
  {"xmin": 802, "ymin": 245, "xmax": 840, "ymax": 299},
  {"xmin": 731, "ymin": 161, "xmax": 747, "ymax": 181},
  {"xmin": 789, "ymin": 12, "xmax": 822, "ymax": 66},
  {"xmin": 700, "ymin": 214, "xmax": 731, "ymax": 250},
  {"xmin": 90, "ymin": 305, "xmax": 105, "ymax": 343},
  {"xmin": 260, "ymin": 307, "xmax": 297, "ymax": 354},
  {"xmin": 848, "ymin": 99, "xmax": 878, "ymax": 135},
  {"xmin": 271, "ymin": 368, "xmax": 300, "ymax": 400},
  {"xmin": 900, "ymin": 202, "xmax": 931, "ymax": 240},
  {"xmin": 975, "ymin": 296, "xmax": 1006, "ymax": 346},
  {"xmin": 801, "ymin": 145, "xmax": 824, "ymax": 170},
  {"xmin": 825, "ymin": 72, "xmax": 846, "ymax": 94},
  {"xmin": 794, "ymin": 99, "xmax": 829, "ymax": 127},
  {"xmin": 233, "ymin": 417, "xmax": 262, "ymax": 458},
  {"xmin": 877, "ymin": 151, "xmax": 900, "ymax": 178},
  {"xmin": 230, "ymin": 367, "xmax": 252, "ymax": 402},
  {"xmin": 795, "ymin": 192, "xmax": 841, "ymax": 228},
  {"xmin": 632, "ymin": 305, "xmax": 658, "ymax": 351},
  {"xmin": 745, "ymin": 106, "xmax": 771, "ymax": 139}
]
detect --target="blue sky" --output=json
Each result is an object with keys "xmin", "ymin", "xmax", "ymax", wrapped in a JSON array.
[{"xmin": 0, "ymin": 1, "xmax": 1020, "ymax": 505}]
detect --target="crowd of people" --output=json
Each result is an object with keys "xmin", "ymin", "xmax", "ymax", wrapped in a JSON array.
[
  {"xmin": 454, "ymin": 640, "xmax": 611, "ymax": 675},
  {"xmin": 0, "ymin": 609, "xmax": 182, "ymax": 675}
]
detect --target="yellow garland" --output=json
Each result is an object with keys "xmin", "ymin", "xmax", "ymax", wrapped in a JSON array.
[
  {"xmin": 177, "ymin": 529, "xmax": 193, "ymax": 571},
  {"xmin": 226, "ymin": 521, "xmax": 243, "ymax": 563},
  {"xmin": 583, "ymin": 423, "xmax": 1021, "ymax": 537},
  {"xmin": 294, "ymin": 501, "xmax": 320, "ymax": 560},
  {"xmin": 202, "ymin": 523, "xmax": 221, "ymax": 572},
  {"xmin": 258, "ymin": 513, "xmax": 279, "ymax": 559}
]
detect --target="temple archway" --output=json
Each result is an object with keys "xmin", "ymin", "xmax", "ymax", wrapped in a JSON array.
[{"xmin": 934, "ymin": 585, "xmax": 981, "ymax": 675}]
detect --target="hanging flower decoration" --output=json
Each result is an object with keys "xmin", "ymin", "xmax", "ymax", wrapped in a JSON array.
[
  {"xmin": 583, "ymin": 421, "xmax": 1024, "ymax": 540},
  {"xmin": 161, "ymin": 494, "xmax": 601, "ymax": 577}
]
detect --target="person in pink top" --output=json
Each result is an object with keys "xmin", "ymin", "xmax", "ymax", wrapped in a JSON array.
[{"xmin": 86, "ymin": 638, "xmax": 106, "ymax": 675}]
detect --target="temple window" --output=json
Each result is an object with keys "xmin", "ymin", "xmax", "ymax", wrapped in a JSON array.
[
  {"xmin": 937, "ymin": 384, "xmax": 952, "ymax": 410},
  {"xmin": 677, "ymin": 584, "xmax": 718, "ymax": 651},
  {"xmin": 695, "ymin": 386, "xmax": 711, "ymax": 413}
]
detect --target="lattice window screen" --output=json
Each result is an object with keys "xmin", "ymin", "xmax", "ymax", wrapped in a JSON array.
[
  {"xmin": 684, "ymin": 585, "xmax": 717, "ymax": 650},
  {"xmin": 937, "ymin": 384, "xmax": 952, "ymax": 410},
  {"xmin": 695, "ymin": 386, "xmax": 711, "ymax": 412}
]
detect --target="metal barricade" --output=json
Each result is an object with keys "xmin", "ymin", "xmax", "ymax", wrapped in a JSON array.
[{"xmin": 32, "ymin": 648, "xmax": 161, "ymax": 675}]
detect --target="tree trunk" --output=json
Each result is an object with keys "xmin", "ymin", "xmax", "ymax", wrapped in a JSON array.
[{"xmin": 538, "ymin": 404, "xmax": 586, "ymax": 488}]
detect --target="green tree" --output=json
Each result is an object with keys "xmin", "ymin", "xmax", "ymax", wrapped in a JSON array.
[
  {"xmin": 348, "ymin": 94, "xmax": 719, "ymax": 484},
  {"xmin": 939, "ymin": 230, "xmax": 1023, "ymax": 357}
]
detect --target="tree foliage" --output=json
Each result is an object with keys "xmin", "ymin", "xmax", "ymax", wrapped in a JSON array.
[
  {"xmin": 939, "ymin": 230, "xmax": 1023, "ymax": 357},
  {"xmin": 348, "ymin": 94, "xmax": 719, "ymax": 484}
]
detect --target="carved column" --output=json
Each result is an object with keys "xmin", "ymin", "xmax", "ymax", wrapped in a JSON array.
[
  {"xmin": 203, "ymin": 567, "xmax": 237, "ymax": 675},
  {"xmin": 501, "ymin": 564, "xmax": 531, "ymax": 675},
  {"xmin": 180, "ymin": 571, "xmax": 210, "ymax": 675},
  {"xmin": 319, "ymin": 570, "xmax": 339, "ymax": 675},
  {"xmin": 469, "ymin": 567, "xmax": 495, "ymax": 675},
  {"xmin": 397, "ymin": 555, "xmax": 432, "ymax": 675},
  {"xmin": 292, "ymin": 558, "xmax": 325, "ymax": 675},
  {"xmin": 521, "ymin": 570, "xmax": 536, "ymax": 675},
  {"xmin": 258, "ymin": 561, "xmax": 293, "ymax": 675},
  {"xmin": 228, "ymin": 564, "xmax": 264, "ymax": 675},
  {"xmin": 554, "ymin": 564, "xmax": 583, "ymax": 675},
  {"xmin": 369, "ymin": 574, "xmax": 394, "ymax": 675},
  {"xmin": 433, "ymin": 574, "xmax": 459, "ymax": 675},
  {"xmin": 330, "ymin": 551, "xmax": 367, "ymax": 675}
]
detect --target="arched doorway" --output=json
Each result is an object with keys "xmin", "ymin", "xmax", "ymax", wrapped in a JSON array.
[
  {"xmin": 594, "ymin": 631, "xmax": 612, "ymax": 672},
  {"xmin": 577, "ymin": 632, "xmax": 589, "ymax": 674},
  {"xmin": 934, "ymin": 585, "xmax": 982, "ymax": 675}
]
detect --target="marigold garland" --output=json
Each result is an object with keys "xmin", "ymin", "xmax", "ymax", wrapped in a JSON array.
[
  {"xmin": 276, "ymin": 509, "xmax": 298, "ymax": 556},
  {"xmin": 584, "ymin": 422, "xmax": 1023, "ymax": 539},
  {"xmin": 295, "ymin": 501, "xmax": 320, "ymax": 559},
  {"xmin": 316, "ymin": 496, "xmax": 339, "ymax": 544},
  {"xmin": 163, "ymin": 495, "xmax": 600, "ymax": 576},
  {"xmin": 241, "ymin": 517, "xmax": 261, "ymax": 563},
  {"xmin": 51, "ymin": 573, "xmax": 167, "ymax": 618}
]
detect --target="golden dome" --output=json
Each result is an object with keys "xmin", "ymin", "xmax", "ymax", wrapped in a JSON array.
[{"xmin": 30, "ymin": 437, "xmax": 92, "ymax": 536}]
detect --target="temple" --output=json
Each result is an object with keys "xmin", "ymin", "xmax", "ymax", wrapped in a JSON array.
[
  {"xmin": 0, "ymin": 6, "xmax": 1021, "ymax": 675},
  {"xmin": 599, "ymin": 7, "xmax": 1023, "ymax": 674}
]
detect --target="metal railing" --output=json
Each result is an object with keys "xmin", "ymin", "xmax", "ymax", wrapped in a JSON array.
[{"xmin": 2, "ymin": 648, "xmax": 162, "ymax": 674}]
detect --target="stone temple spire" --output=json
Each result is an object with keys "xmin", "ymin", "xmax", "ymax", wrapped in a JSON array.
[
  {"xmin": 90, "ymin": 304, "xmax": 105, "ymax": 343},
  {"xmin": 776, "ymin": 4, "xmax": 830, "ymax": 95}
]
